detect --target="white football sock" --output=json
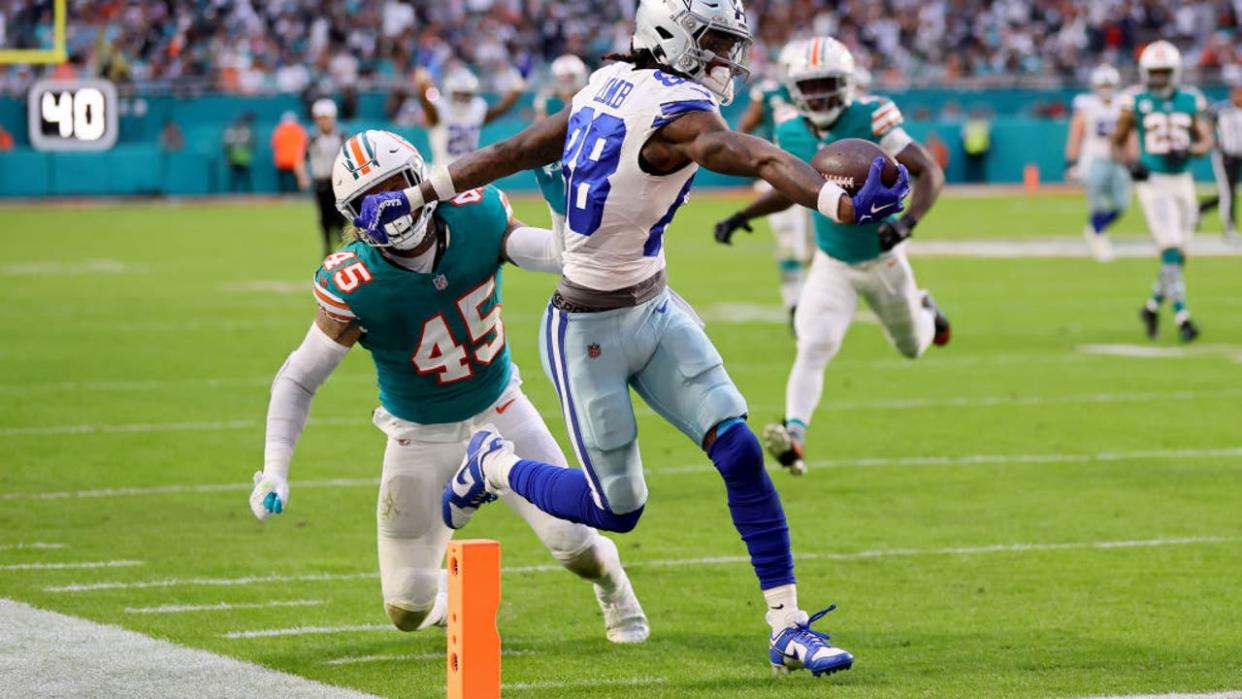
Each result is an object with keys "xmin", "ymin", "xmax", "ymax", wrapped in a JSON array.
[
  {"xmin": 763, "ymin": 584, "xmax": 799, "ymax": 632},
  {"xmin": 483, "ymin": 446, "xmax": 520, "ymax": 491}
]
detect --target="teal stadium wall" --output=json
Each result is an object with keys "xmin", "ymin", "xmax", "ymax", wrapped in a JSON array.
[{"xmin": 0, "ymin": 87, "xmax": 1228, "ymax": 198}]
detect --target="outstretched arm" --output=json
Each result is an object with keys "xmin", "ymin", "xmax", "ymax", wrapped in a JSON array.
[{"xmin": 484, "ymin": 84, "xmax": 524, "ymax": 124}]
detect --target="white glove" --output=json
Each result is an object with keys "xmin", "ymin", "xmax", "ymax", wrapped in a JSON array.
[{"xmin": 249, "ymin": 470, "xmax": 290, "ymax": 521}]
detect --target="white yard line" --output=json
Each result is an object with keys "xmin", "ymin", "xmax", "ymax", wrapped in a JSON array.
[
  {"xmin": 1080, "ymin": 693, "xmax": 1242, "ymax": 699},
  {"xmin": 325, "ymin": 649, "xmax": 535, "ymax": 665},
  {"xmin": 46, "ymin": 535, "xmax": 1241, "ymax": 593},
  {"xmin": 0, "ymin": 542, "xmax": 65, "ymax": 551},
  {"xmin": 909, "ymin": 237, "xmax": 1242, "ymax": 258},
  {"xmin": 0, "ymin": 559, "xmax": 142, "ymax": 571},
  {"xmin": 0, "ymin": 599, "xmax": 380, "ymax": 699},
  {"xmin": 0, "ymin": 416, "xmax": 364, "ymax": 437},
  {"xmin": 124, "ymin": 599, "xmax": 324, "ymax": 615},
  {"xmin": 1, "ymin": 477, "xmax": 378, "ymax": 502},
  {"xmin": 221, "ymin": 624, "xmax": 392, "ymax": 640},
  {"xmin": 504, "ymin": 677, "xmax": 667, "ymax": 691}
]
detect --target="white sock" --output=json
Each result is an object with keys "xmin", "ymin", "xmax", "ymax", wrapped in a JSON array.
[
  {"xmin": 763, "ymin": 584, "xmax": 799, "ymax": 632},
  {"xmin": 483, "ymin": 447, "xmax": 520, "ymax": 491}
]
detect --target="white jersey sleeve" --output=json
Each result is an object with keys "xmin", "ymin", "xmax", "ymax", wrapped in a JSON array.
[
  {"xmin": 1074, "ymin": 92, "xmax": 1122, "ymax": 165},
  {"xmin": 429, "ymin": 95, "xmax": 488, "ymax": 165},
  {"xmin": 560, "ymin": 62, "xmax": 719, "ymax": 291}
]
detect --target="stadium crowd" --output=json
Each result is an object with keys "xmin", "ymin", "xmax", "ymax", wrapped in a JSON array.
[{"xmin": 2, "ymin": 0, "xmax": 1241, "ymax": 95}]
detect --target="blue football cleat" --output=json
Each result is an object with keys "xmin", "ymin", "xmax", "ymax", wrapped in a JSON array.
[
  {"xmin": 769, "ymin": 604, "xmax": 854, "ymax": 677},
  {"xmin": 441, "ymin": 428, "xmax": 507, "ymax": 529}
]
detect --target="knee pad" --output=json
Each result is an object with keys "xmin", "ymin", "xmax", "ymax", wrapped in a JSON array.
[{"xmin": 385, "ymin": 600, "xmax": 433, "ymax": 632}]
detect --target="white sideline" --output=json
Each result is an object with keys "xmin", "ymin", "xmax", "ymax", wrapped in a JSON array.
[
  {"xmin": 325, "ymin": 649, "xmax": 535, "ymax": 665},
  {"xmin": 0, "ymin": 559, "xmax": 142, "ymax": 571},
  {"xmin": 1081, "ymin": 693, "xmax": 1242, "ymax": 699},
  {"xmin": 1, "ymin": 477, "xmax": 378, "ymax": 501},
  {"xmin": 908, "ymin": 237, "xmax": 1242, "ymax": 258},
  {"xmin": 0, "ymin": 599, "xmax": 380, "ymax": 699},
  {"xmin": 0, "ymin": 542, "xmax": 64, "ymax": 551},
  {"xmin": 5, "ymin": 387, "xmax": 1234, "ymax": 442},
  {"xmin": 221, "ymin": 624, "xmax": 392, "ymax": 640},
  {"xmin": 505, "ymin": 677, "xmax": 667, "ymax": 691},
  {"xmin": 125, "ymin": 599, "xmax": 324, "ymax": 615},
  {"xmin": 44, "ymin": 535, "xmax": 1241, "ymax": 593}
]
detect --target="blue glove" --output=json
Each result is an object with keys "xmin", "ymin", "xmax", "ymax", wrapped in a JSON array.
[
  {"xmin": 353, "ymin": 191, "xmax": 413, "ymax": 244},
  {"xmin": 851, "ymin": 157, "xmax": 910, "ymax": 224}
]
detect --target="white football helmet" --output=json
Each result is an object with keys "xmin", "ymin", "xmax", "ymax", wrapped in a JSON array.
[
  {"xmin": 333, "ymin": 129, "xmax": 438, "ymax": 250},
  {"xmin": 443, "ymin": 68, "xmax": 480, "ymax": 103},
  {"xmin": 775, "ymin": 39, "xmax": 805, "ymax": 82},
  {"xmin": 632, "ymin": 0, "xmax": 752, "ymax": 105},
  {"xmin": 550, "ymin": 54, "xmax": 589, "ymax": 95},
  {"xmin": 785, "ymin": 36, "xmax": 855, "ymax": 128},
  {"xmin": 1139, "ymin": 40, "xmax": 1181, "ymax": 99},
  {"xmin": 1090, "ymin": 64, "xmax": 1121, "ymax": 99}
]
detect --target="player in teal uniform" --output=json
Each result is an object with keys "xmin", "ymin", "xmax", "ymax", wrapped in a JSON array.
[
  {"xmin": 249, "ymin": 129, "xmax": 648, "ymax": 643},
  {"xmin": 532, "ymin": 54, "xmax": 589, "ymax": 236},
  {"xmin": 1111, "ymin": 40, "xmax": 1213, "ymax": 342},
  {"xmin": 714, "ymin": 37, "xmax": 949, "ymax": 476},
  {"xmin": 730, "ymin": 41, "xmax": 814, "ymax": 322}
]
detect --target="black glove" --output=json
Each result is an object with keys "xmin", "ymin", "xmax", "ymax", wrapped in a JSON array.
[
  {"xmin": 877, "ymin": 216, "xmax": 916, "ymax": 252},
  {"xmin": 1128, "ymin": 160, "xmax": 1150, "ymax": 182},
  {"xmin": 1064, "ymin": 158, "xmax": 1078, "ymax": 179},
  {"xmin": 1166, "ymin": 147, "xmax": 1190, "ymax": 168},
  {"xmin": 714, "ymin": 212, "xmax": 752, "ymax": 245}
]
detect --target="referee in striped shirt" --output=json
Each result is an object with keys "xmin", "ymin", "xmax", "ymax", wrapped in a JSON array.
[
  {"xmin": 1198, "ymin": 84, "xmax": 1242, "ymax": 242},
  {"xmin": 308, "ymin": 99, "xmax": 348, "ymax": 255}
]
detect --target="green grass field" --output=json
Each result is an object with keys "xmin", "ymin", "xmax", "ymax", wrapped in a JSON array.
[{"xmin": 1, "ymin": 191, "xmax": 1240, "ymax": 698}]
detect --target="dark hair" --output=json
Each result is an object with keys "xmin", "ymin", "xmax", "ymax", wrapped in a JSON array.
[{"xmin": 601, "ymin": 46, "xmax": 694, "ymax": 82}]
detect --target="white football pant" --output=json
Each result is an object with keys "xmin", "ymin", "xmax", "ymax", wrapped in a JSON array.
[
  {"xmin": 756, "ymin": 179, "xmax": 813, "ymax": 310},
  {"xmin": 1135, "ymin": 172, "xmax": 1196, "ymax": 250},
  {"xmin": 786, "ymin": 246, "xmax": 936, "ymax": 427}
]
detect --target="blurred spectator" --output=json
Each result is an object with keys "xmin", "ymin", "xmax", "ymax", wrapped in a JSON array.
[
  {"xmin": 158, "ymin": 119, "xmax": 184, "ymax": 152},
  {"xmin": 962, "ymin": 110, "xmax": 993, "ymax": 183},
  {"xmin": 272, "ymin": 111, "xmax": 309, "ymax": 194},
  {"xmin": 223, "ymin": 113, "xmax": 255, "ymax": 194}
]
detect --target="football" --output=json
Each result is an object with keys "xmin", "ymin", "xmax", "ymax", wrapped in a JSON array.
[{"xmin": 811, "ymin": 138, "xmax": 901, "ymax": 195}]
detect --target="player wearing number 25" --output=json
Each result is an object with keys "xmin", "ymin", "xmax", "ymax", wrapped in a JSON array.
[{"xmin": 249, "ymin": 129, "xmax": 648, "ymax": 643}]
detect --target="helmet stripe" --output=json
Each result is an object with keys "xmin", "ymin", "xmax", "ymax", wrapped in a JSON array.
[
  {"xmin": 809, "ymin": 38, "xmax": 821, "ymax": 67},
  {"xmin": 360, "ymin": 133, "xmax": 376, "ymax": 161},
  {"xmin": 347, "ymin": 136, "xmax": 372, "ymax": 176}
]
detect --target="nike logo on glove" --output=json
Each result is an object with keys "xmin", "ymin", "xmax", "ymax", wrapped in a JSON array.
[{"xmin": 871, "ymin": 202, "xmax": 895, "ymax": 215}]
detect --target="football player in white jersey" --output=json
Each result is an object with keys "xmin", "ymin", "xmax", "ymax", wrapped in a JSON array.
[
  {"xmin": 1065, "ymin": 65, "xmax": 1130, "ymax": 262},
  {"xmin": 417, "ymin": 66, "xmax": 524, "ymax": 165},
  {"xmin": 356, "ymin": 0, "xmax": 908, "ymax": 677}
]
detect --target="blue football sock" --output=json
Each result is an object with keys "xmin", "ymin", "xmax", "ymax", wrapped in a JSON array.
[
  {"xmin": 708, "ymin": 419, "xmax": 795, "ymax": 590},
  {"xmin": 507, "ymin": 459, "xmax": 643, "ymax": 533},
  {"xmin": 1090, "ymin": 210, "xmax": 1120, "ymax": 234}
]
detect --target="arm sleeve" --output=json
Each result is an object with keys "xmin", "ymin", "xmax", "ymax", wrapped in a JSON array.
[
  {"xmin": 503, "ymin": 226, "xmax": 562, "ymax": 274},
  {"xmin": 264, "ymin": 323, "xmax": 351, "ymax": 477}
]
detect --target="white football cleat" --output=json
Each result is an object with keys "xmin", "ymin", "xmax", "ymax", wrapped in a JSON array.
[
  {"xmin": 591, "ymin": 539, "xmax": 649, "ymax": 644},
  {"xmin": 1083, "ymin": 226, "xmax": 1114, "ymax": 262},
  {"xmin": 762, "ymin": 422, "xmax": 806, "ymax": 476}
]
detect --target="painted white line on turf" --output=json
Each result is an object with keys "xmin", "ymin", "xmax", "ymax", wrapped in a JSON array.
[
  {"xmin": 1080, "ymin": 693, "xmax": 1242, "ymax": 699},
  {"xmin": 1, "ymin": 477, "xmax": 378, "ymax": 501},
  {"xmin": 124, "ymin": 599, "xmax": 324, "ymax": 615},
  {"xmin": 504, "ymin": 677, "xmax": 667, "ymax": 691},
  {"xmin": 50, "ymin": 535, "xmax": 1240, "ymax": 593},
  {"xmin": 0, "ymin": 259, "xmax": 149, "ymax": 276},
  {"xmin": 651, "ymin": 446, "xmax": 1242, "ymax": 476},
  {"xmin": 221, "ymin": 624, "xmax": 392, "ymax": 639},
  {"xmin": 46, "ymin": 570, "xmax": 376, "ymax": 593},
  {"xmin": 0, "ymin": 542, "xmax": 65, "ymax": 551},
  {"xmin": 0, "ymin": 373, "xmax": 375, "ymax": 395},
  {"xmin": 1078, "ymin": 343, "xmax": 1242, "ymax": 363},
  {"xmin": 0, "ymin": 559, "xmax": 142, "ymax": 571},
  {"xmin": 0, "ymin": 599, "xmax": 380, "ymax": 699},
  {"xmin": 325, "ymin": 649, "xmax": 536, "ymax": 665},
  {"xmin": 908, "ymin": 237, "xmax": 1242, "ymax": 258},
  {"xmin": 0, "ymin": 415, "xmax": 364, "ymax": 437}
]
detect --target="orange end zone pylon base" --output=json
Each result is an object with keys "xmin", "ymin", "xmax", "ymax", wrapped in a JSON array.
[{"xmin": 446, "ymin": 539, "xmax": 501, "ymax": 699}]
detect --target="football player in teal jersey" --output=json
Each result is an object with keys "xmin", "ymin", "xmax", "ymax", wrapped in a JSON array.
[
  {"xmin": 531, "ymin": 54, "xmax": 589, "ymax": 239},
  {"xmin": 1111, "ymin": 40, "xmax": 1213, "ymax": 342},
  {"xmin": 731, "ymin": 40, "xmax": 814, "ymax": 323},
  {"xmin": 714, "ymin": 37, "xmax": 949, "ymax": 476},
  {"xmin": 249, "ymin": 129, "xmax": 648, "ymax": 643}
]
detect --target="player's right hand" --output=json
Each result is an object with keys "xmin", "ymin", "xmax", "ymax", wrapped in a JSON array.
[
  {"xmin": 713, "ymin": 213, "xmax": 752, "ymax": 245},
  {"xmin": 852, "ymin": 157, "xmax": 909, "ymax": 224},
  {"xmin": 1127, "ymin": 160, "xmax": 1150, "ymax": 182},
  {"xmin": 249, "ymin": 470, "xmax": 289, "ymax": 521}
]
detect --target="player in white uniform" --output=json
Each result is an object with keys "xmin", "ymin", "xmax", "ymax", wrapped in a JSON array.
[
  {"xmin": 417, "ymin": 67, "xmax": 524, "ymax": 165},
  {"xmin": 1065, "ymin": 65, "xmax": 1130, "ymax": 262},
  {"xmin": 355, "ymin": 0, "xmax": 909, "ymax": 677},
  {"xmin": 249, "ymin": 130, "xmax": 647, "ymax": 643}
]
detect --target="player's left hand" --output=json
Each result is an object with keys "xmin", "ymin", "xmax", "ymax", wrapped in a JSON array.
[
  {"xmin": 1167, "ymin": 147, "xmax": 1190, "ymax": 166},
  {"xmin": 877, "ymin": 216, "xmax": 916, "ymax": 252},
  {"xmin": 354, "ymin": 191, "xmax": 412, "ymax": 238},
  {"xmin": 713, "ymin": 212, "xmax": 752, "ymax": 245},
  {"xmin": 249, "ymin": 470, "xmax": 289, "ymax": 521},
  {"xmin": 852, "ymin": 157, "xmax": 909, "ymax": 224}
]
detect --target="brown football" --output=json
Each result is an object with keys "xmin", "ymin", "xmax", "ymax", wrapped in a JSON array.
[{"xmin": 810, "ymin": 138, "xmax": 900, "ymax": 196}]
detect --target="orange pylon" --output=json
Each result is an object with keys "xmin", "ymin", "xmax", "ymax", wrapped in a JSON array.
[{"xmin": 446, "ymin": 539, "xmax": 501, "ymax": 699}]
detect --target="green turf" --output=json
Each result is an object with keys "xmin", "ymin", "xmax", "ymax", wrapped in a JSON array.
[{"xmin": 1, "ymin": 193, "xmax": 1240, "ymax": 699}]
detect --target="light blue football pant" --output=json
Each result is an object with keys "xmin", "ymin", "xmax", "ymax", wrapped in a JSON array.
[
  {"xmin": 539, "ymin": 287, "xmax": 748, "ymax": 515},
  {"xmin": 1086, "ymin": 158, "xmax": 1132, "ymax": 214}
]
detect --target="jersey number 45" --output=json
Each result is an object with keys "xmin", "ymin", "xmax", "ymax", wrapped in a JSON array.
[{"xmin": 412, "ymin": 276, "xmax": 504, "ymax": 384}]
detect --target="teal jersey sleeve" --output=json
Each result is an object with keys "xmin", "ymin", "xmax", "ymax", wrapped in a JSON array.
[
  {"xmin": 531, "ymin": 93, "xmax": 569, "ymax": 215},
  {"xmin": 312, "ymin": 187, "xmax": 513, "ymax": 424}
]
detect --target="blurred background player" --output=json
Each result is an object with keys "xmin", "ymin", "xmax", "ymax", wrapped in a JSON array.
[
  {"xmin": 417, "ymin": 66, "xmax": 524, "ymax": 165},
  {"xmin": 531, "ymin": 54, "xmax": 589, "ymax": 239},
  {"xmin": 271, "ymin": 111, "xmax": 309, "ymax": 194},
  {"xmin": 250, "ymin": 129, "xmax": 648, "ymax": 643},
  {"xmin": 307, "ymin": 99, "xmax": 348, "ymax": 255},
  {"xmin": 1197, "ymin": 83, "xmax": 1242, "ymax": 244},
  {"xmin": 1065, "ymin": 65, "xmax": 1130, "ymax": 262},
  {"xmin": 729, "ymin": 40, "xmax": 811, "ymax": 325},
  {"xmin": 1112, "ymin": 41, "xmax": 1213, "ymax": 343},
  {"xmin": 714, "ymin": 37, "xmax": 948, "ymax": 477}
]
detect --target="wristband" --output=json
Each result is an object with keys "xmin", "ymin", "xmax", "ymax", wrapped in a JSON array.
[
  {"xmin": 428, "ymin": 165, "xmax": 456, "ymax": 201},
  {"xmin": 816, "ymin": 181, "xmax": 848, "ymax": 223}
]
